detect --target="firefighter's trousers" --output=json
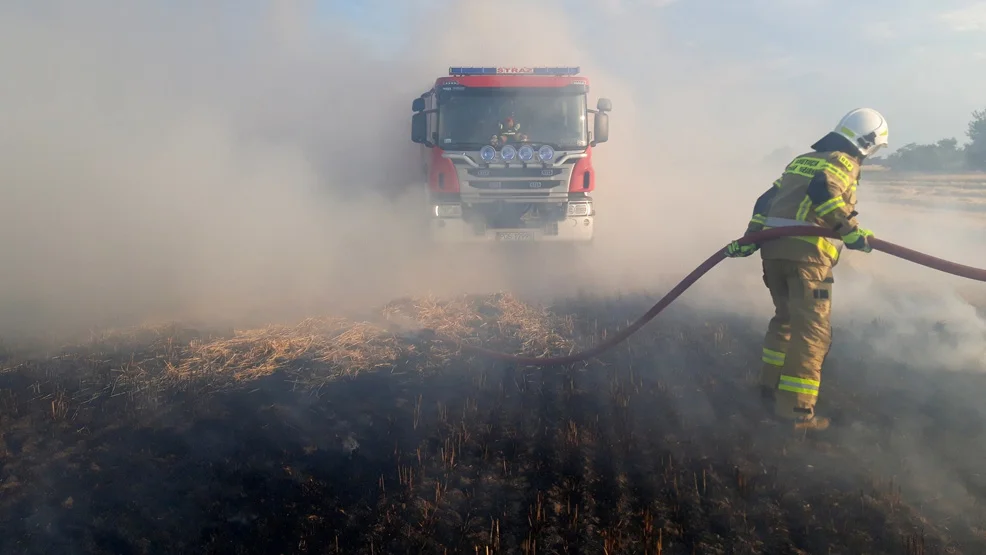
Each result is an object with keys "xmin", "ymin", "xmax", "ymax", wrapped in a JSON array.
[{"xmin": 758, "ymin": 259, "xmax": 834, "ymax": 419}]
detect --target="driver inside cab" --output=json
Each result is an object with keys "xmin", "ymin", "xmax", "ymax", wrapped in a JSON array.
[{"xmin": 491, "ymin": 113, "xmax": 528, "ymax": 146}]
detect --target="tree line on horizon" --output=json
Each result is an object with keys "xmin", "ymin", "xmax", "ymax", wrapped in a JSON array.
[{"xmin": 866, "ymin": 108, "xmax": 986, "ymax": 172}]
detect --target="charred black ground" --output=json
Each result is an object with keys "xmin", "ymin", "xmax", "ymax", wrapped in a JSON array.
[{"xmin": 1, "ymin": 293, "xmax": 984, "ymax": 554}]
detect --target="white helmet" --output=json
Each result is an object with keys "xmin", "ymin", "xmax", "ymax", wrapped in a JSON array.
[{"xmin": 833, "ymin": 108, "xmax": 888, "ymax": 157}]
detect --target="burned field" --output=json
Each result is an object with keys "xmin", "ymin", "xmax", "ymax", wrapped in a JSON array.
[{"xmin": 1, "ymin": 293, "xmax": 985, "ymax": 554}]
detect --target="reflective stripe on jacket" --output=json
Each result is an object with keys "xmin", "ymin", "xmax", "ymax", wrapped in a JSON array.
[{"xmin": 746, "ymin": 150, "xmax": 863, "ymax": 267}]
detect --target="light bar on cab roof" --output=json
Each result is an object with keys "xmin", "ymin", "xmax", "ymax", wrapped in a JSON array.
[{"xmin": 448, "ymin": 66, "xmax": 581, "ymax": 76}]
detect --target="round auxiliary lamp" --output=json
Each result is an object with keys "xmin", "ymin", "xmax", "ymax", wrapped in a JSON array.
[
  {"xmin": 500, "ymin": 144, "xmax": 517, "ymax": 161},
  {"xmin": 479, "ymin": 145, "xmax": 496, "ymax": 162},
  {"xmin": 478, "ymin": 144, "xmax": 556, "ymax": 164}
]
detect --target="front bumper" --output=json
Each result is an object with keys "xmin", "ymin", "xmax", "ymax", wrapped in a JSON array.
[{"xmin": 430, "ymin": 216, "xmax": 595, "ymax": 243}]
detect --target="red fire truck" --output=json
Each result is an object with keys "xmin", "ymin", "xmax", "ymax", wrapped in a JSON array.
[{"xmin": 411, "ymin": 66, "xmax": 611, "ymax": 243}]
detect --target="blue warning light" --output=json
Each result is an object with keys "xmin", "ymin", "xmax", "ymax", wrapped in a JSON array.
[{"xmin": 448, "ymin": 67, "xmax": 581, "ymax": 76}]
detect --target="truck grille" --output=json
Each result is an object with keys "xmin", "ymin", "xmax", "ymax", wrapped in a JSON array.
[
  {"xmin": 476, "ymin": 192, "xmax": 552, "ymax": 198},
  {"xmin": 466, "ymin": 168, "xmax": 565, "ymax": 178},
  {"xmin": 467, "ymin": 180, "xmax": 565, "ymax": 190}
]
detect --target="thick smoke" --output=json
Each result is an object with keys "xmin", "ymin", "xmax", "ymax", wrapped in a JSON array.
[
  {"xmin": 0, "ymin": 0, "xmax": 789, "ymax": 337},
  {"xmin": 0, "ymin": 2, "xmax": 432, "ymax": 337},
  {"xmin": 0, "ymin": 0, "xmax": 983, "ymax": 375}
]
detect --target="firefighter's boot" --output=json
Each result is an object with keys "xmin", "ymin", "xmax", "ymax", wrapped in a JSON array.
[
  {"xmin": 762, "ymin": 404, "xmax": 831, "ymax": 432},
  {"xmin": 794, "ymin": 416, "xmax": 831, "ymax": 431},
  {"xmin": 793, "ymin": 412, "xmax": 831, "ymax": 432},
  {"xmin": 780, "ymin": 404, "xmax": 830, "ymax": 432}
]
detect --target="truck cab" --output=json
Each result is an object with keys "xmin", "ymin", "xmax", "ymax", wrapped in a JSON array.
[{"xmin": 411, "ymin": 66, "xmax": 611, "ymax": 244}]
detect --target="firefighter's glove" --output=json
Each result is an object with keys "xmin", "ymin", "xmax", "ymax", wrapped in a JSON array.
[
  {"xmin": 843, "ymin": 227, "xmax": 874, "ymax": 253},
  {"xmin": 725, "ymin": 240, "xmax": 758, "ymax": 258}
]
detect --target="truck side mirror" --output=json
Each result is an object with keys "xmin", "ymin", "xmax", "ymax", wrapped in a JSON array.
[
  {"xmin": 596, "ymin": 97, "xmax": 612, "ymax": 112},
  {"xmin": 591, "ymin": 112, "xmax": 609, "ymax": 146},
  {"xmin": 412, "ymin": 112, "xmax": 428, "ymax": 144},
  {"xmin": 412, "ymin": 97, "xmax": 426, "ymax": 112}
]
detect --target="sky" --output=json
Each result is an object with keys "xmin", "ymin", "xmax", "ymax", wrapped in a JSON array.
[{"xmin": 319, "ymin": 0, "xmax": 986, "ymax": 151}]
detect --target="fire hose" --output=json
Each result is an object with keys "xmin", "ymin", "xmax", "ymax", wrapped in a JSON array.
[{"xmin": 432, "ymin": 225, "xmax": 986, "ymax": 366}]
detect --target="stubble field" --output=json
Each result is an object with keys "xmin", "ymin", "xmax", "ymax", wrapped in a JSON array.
[{"xmin": 1, "ymin": 173, "xmax": 985, "ymax": 554}]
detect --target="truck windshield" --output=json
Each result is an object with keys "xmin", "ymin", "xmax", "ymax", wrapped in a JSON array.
[{"xmin": 438, "ymin": 88, "xmax": 587, "ymax": 150}]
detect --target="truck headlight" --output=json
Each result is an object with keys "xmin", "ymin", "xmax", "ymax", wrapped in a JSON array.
[
  {"xmin": 434, "ymin": 204, "xmax": 462, "ymax": 218},
  {"xmin": 479, "ymin": 145, "xmax": 496, "ymax": 162},
  {"xmin": 518, "ymin": 145, "xmax": 535, "ymax": 161},
  {"xmin": 500, "ymin": 145, "xmax": 517, "ymax": 161},
  {"xmin": 538, "ymin": 145, "xmax": 555, "ymax": 162},
  {"xmin": 567, "ymin": 202, "xmax": 591, "ymax": 217}
]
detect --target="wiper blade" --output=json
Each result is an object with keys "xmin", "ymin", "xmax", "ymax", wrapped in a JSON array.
[
  {"xmin": 441, "ymin": 141, "xmax": 491, "ymax": 149},
  {"xmin": 519, "ymin": 140, "xmax": 585, "ymax": 150}
]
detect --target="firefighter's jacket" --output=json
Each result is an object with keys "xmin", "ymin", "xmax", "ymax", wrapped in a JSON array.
[
  {"xmin": 499, "ymin": 121, "xmax": 520, "ymax": 136},
  {"xmin": 746, "ymin": 149, "xmax": 868, "ymax": 268}
]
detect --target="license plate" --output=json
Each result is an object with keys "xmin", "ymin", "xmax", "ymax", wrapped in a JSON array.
[{"xmin": 496, "ymin": 231, "xmax": 534, "ymax": 241}]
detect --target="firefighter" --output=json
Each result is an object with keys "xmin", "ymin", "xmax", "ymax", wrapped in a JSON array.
[
  {"xmin": 724, "ymin": 108, "xmax": 889, "ymax": 431},
  {"xmin": 491, "ymin": 114, "xmax": 527, "ymax": 145}
]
